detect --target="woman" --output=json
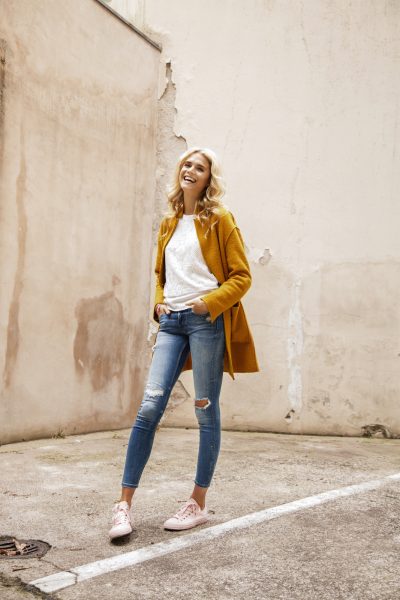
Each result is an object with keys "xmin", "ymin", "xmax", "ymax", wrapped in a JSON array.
[{"xmin": 109, "ymin": 147, "xmax": 259, "ymax": 539}]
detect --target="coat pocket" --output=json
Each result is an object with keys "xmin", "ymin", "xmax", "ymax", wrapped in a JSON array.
[{"xmin": 231, "ymin": 302, "xmax": 251, "ymax": 343}]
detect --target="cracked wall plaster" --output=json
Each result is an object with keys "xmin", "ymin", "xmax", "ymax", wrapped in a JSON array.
[
  {"xmin": 287, "ymin": 278, "xmax": 304, "ymax": 416},
  {"xmin": 108, "ymin": 0, "xmax": 400, "ymax": 436},
  {"xmin": 246, "ymin": 246, "xmax": 272, "ymax": 266},
  {"xmin": 153, "ymin": 60, "xmax": 187, "ymax": 233}
]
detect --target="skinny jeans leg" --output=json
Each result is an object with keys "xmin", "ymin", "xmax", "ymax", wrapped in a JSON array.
[
  {"xmin": 121, "ymin": 309, "xmax": 225, "ymax": 490},
  {"xmin": 189, "ymin": 313, "xmax": 225, "ymax": 488},
  {"xmin": 121, "ymin": 328, "xmax": 189, "ymax": 488}
]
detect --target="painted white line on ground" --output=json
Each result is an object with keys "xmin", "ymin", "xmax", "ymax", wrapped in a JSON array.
[{"xmin": 30, "ymin": 472, "xmax": 400, "ymax": 593}]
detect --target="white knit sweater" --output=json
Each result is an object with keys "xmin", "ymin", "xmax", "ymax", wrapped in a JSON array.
[{"xmin": 163, "ymin": 214, "xmax": 219, "ymax": 311}]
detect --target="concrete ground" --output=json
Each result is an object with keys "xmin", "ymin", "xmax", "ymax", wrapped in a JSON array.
[{"xmin": 0, "ymin": 427, "xmax": 399, "ymax": 600}]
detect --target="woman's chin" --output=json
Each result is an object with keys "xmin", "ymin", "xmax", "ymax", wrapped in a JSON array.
[{"xmin": 181, "ymin": 181, "xmax": 195, "ymax": 189}]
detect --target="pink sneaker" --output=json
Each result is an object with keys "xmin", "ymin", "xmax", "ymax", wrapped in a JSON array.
[
  {"xmin": 109, "ymin": 501, "xmax": 133, "ymax": 539},
  {"xmin": 163, "ymin": 498, "xmax": 209, "ymax": 530}
]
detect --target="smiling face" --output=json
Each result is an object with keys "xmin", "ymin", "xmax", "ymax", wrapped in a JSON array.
[{"xmin": 179, "ymin": 152, "xmax": 211, "ymax": 197}]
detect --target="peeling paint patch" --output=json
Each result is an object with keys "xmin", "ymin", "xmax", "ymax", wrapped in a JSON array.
[
  {"xmin": 153, "ymin": 59, "xmax": 187, "ymax": 230},
  {"xmin": 3, "ymin": 127, "xmax": 27, "ymax": 388},
  {"xmin": 158, "ymin": 59, "xmax": 172, "ymax": 100},
  {"xmin": 73, "ymin": 291, "xmax": 130, "ymax": 392},
  {"xmin": 246, "ymin": 245, "xmax": 271, "ymax": 265},
  {"xmin": 361, "ymin": 424, "xmax": 396, "ymax": 439},
  {"xmin": 287, "ymin": 278, "xmax": 303, "ymax": 413}
]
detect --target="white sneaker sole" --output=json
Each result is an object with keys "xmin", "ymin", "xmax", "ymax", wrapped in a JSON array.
[
  {"xmin": 163, "ymin": 515, "xmax": 209, "ymax": 531},
  {"xmin": 109, "ymin": 523, "xmax": 133, "ymax": 540}
]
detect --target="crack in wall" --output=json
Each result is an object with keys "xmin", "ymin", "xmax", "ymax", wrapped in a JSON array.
[
  {"xmin": 153, "ymin": 60, "xmax": 187, "ymax": 236},
  {"xmin": 145, "ymin": 57, "xmax": 188, "ymax": 381},
  {"xmin": 0, "ymin": 38, "xmax": 7, "ymax": 181},
  {"xmin": 287, "ymin": 278, "xmax": 303, "ymax": 415}
]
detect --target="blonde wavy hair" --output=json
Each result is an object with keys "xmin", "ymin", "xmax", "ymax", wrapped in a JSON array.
[{"xmin": 164, "ymin": 147, "xmax": 227, "ymax": 236}]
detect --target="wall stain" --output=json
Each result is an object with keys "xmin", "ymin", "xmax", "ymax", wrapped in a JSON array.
[
  {"xmin": 73, "ymin": 291, "xmax": 130, "ymax": 396},
  {"xmin": 0, "ymin": 38, "xmax": 7, "ymax": 176},
  {"xmin": 3, "ymin": 127, "xmax": 27, "ymax": 388}
]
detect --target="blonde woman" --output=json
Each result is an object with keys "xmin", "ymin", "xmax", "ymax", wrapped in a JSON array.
[{"xmin": 109, "ymin": 147, "xmax": 259, "ymax": 539}]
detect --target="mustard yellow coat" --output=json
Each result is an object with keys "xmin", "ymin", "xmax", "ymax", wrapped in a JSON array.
[{"xmin": 153, "ymin": 209, "xmax": 260, "ymax": 379}]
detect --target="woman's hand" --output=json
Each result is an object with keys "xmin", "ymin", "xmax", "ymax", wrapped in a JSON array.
[
  {"xmin": 156, "ymin": 303, "xmax": 170, "ymax": 316},
  {"xmin": 185, "ymin": 298, "xmax": 209, "ymax": 315}
]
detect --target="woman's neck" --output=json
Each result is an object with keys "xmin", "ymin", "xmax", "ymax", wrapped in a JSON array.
[{"xmin": 183, "ymin": 193, "xmax": 200, "ymax": 215}]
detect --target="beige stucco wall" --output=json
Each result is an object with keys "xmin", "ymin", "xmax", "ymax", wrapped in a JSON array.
[
  {"xmin": 0, "ymin": 0, "xmax": 160, "ymax": 443},
  {"xmin": 110, "ymin": 0, "xmax": 400, "ymax": 436}
]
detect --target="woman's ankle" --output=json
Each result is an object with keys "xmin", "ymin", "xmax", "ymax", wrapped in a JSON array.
[
  {"xmin": 190, "ymin": 494, "xmax": 206, "ymax": 510},
  {"xmin": 118, "ymin": 498, "xmax": 131, "ymax": 507},
  {"xmin": 120, "ymin": 486, "xmax": 136, "ymax": 507}
]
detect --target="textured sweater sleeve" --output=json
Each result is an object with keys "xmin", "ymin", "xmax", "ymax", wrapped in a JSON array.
[{"xmin": 201, "ymin": 226, "xmax": 251, "ymax": 322}]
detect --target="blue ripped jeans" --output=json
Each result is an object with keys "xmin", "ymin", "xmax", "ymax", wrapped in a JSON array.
[{"xmin": 122, "ymin": 308, "xmax": 226, "ymax": 489}]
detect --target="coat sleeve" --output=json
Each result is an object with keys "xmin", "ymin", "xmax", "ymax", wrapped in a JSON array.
[
  {"xmin": 153, "ymin": 221, "xmax": 165, "ymax": 322},
  {"xmin": 200, "ymin": 226, "xmax": 251, "ymax": 322}
]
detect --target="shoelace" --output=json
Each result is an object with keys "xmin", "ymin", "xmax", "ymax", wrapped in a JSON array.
[
  {"xmin": 113, "ymin": 506, "xmax": 130, "ymax": 526},
  {"xmin": 174, "ymin": 501, "xmax": 199, "ymax": 521}
]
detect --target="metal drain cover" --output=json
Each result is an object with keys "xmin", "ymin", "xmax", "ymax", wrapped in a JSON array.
[{"xmin": 0, "ymin": 536, "xmax": 51, "ymax": 558}]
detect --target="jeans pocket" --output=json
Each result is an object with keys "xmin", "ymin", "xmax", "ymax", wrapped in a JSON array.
[
  {"xmin": 191, "ymin": 310, "xmax": 212, "ymax": 323},
  {"xmin": 200, "ymin": 311, "xmax": 211, "ymax": 320}
]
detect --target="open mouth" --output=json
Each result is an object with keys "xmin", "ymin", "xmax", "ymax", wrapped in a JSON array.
[{"xmin": 183, "ymin": 175, "xmax": 196, "ymax": 183}]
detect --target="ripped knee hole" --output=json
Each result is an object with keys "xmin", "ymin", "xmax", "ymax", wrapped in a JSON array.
[
  {"xmin": 145, "ymin": 386, "xmax": 164, "ymax": 398},
  {"xmin": 195, "ymin": 398, "xmax": 211, "ymax": 409}
]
